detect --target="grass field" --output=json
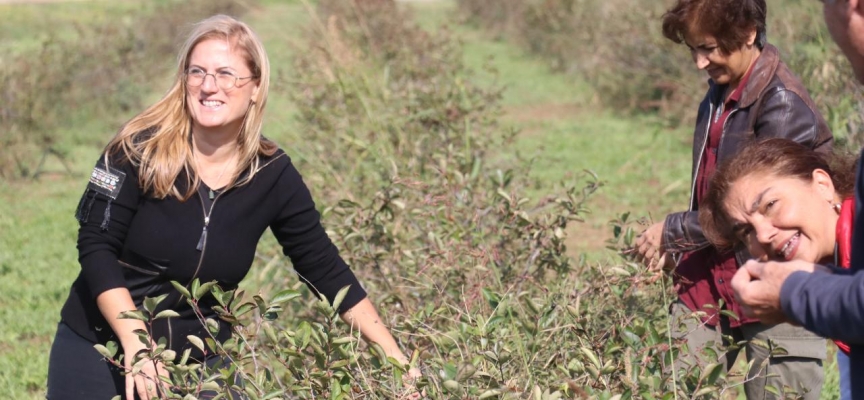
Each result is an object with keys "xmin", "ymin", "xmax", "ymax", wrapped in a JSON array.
[{"xmin": 0, "ymin": 0, "xmax": 839, "ymax": 398}]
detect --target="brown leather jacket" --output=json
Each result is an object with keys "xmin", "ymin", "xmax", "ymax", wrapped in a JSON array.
[{"xmin": 662, "ymin": 44, "xmax": 833, "ymax": 264}]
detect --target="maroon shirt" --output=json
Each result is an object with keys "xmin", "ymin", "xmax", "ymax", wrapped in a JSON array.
[{"xmin": 676, "ymin": 65, "xmax": 757, "ymax": 327}]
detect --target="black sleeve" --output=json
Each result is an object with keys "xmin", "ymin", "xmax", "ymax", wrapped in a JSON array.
[
  {"xmin": 663, "ymin": 211, "xmax": 711, "ymax": 253},
  {"xmin": 269, "ymin": 160, "xmax": 367, "ymax": 313},
  {"xmin": 76, "ymin": 153, "xmax": 141, "ymax": 298}
]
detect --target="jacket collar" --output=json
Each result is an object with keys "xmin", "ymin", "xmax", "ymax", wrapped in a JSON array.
[{"xmin": 706, "ymin": 43, "xmax": 780, "ymax": 109}]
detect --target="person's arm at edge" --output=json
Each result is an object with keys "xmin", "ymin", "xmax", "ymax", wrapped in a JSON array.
[{"xmin": 781, "ymin": 269, "xmax": 864, "ymax": 343}]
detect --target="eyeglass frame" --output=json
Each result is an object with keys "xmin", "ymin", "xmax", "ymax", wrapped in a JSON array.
[{"xmin": 184, "ymin": 67, "xmax": 258, "ymax": 91}]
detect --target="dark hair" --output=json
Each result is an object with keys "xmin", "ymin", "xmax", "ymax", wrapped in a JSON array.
[
  {"xmin": 700, "ymin": 138, "xmax": 857, "ymax": 250},
  {"xmin": 661, "ymin": 0, "xmax": 767, "ymax": 53}
]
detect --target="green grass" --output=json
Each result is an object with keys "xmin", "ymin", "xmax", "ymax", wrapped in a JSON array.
[
  {"xmin": 0, "ymin": 1, "xmax": 171, "ymax": 56},
  {"xmin": 0, "ymin": 147, "xmax": 97, "ymax": 397}
]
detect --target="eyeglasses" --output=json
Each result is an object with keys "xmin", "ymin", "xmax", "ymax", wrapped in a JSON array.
[{"xmin": 185, "ymin": 67, "xmax": 256, "ymax": 90}]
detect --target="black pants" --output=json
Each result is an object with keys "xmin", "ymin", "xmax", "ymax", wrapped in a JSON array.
[
  {"xmin": 47, "ymin": 322, "xmax": 125, "ymax": 400},
  {"xmin": 46, "ymin": 322, "xmax": 246, "ymax": 400}
]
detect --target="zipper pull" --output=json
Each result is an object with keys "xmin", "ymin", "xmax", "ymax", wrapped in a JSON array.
[{"xmin": 196, "ymin": 217, "xmax": 210, "ymax": 251}]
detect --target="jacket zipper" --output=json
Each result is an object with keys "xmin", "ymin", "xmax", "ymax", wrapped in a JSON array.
[{"xmin": 172, "ymin": 188, "xmax": 224, "ymax": 308}]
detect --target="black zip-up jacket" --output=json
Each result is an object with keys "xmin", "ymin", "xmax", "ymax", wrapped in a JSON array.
[
  {"xmin": 64, "ymin": 148, "xmax": 367, "ymax": 359},
  {"xmin": 662, "ymin": 44, "xmax": 834, "ymax": 264}
]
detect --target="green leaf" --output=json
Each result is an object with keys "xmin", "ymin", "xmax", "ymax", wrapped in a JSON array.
[
  {"xmin": 170, "ymin": 281, "xmax": 191, "ymax": 299},
  {"xmin": 270, "ymin": 289, "xmax": 301, "ymax": 305},
  {"xmin": 693, "ymin": 386, "xmax": 718, "ymax": 397},
  {"xmin": 161, "ymin": 349, "xmax": 177, "ymax": 362},
  {"xmin": 154, "ymin": 310, "xmax": 181, "ymax": 320},
  {"xmin": 118, "ymin": 310, "xmax": 148, "ymax": 322},
  {"xmin": 179, "ymin": 348, "xmax": 191, "ymax": 365},
  {"xmin": 187, "ymin": 335, "xmax": 205, "ymax": 352},
  {"xmin": 190, "ymin": 279, "xmax": 201, "ymax": 300},
  {"xmin": 206, "ymin": 318, "xmax": 220, "ymax": 335},
  {"xmin": 455, "ymin": 362, "xmax": 476, "ymax": 382},
  {"xmin": 263, "ymin": 390, "xmax": 286, "ymax": 399},
  {"xmin": 263, "ymin": 323, "xmax": 279, "ymax": 344},
  {"xmin": 254, "ymin": 295, "xmax": 266, "ymax": 316},
  {"xmin": 699, "ymin": 362, "xmax": 723, "ymax": 385},
  {"xmin": 133, "ymin": 329, "xmax": 151, "ymax": 347},
  {"xmin": 481, "ymin": 287, "xmax": 501, "ymax": 308},
  {"xmin": 94, "ymin": 344, "xmax": 115, "ymax": 359},
  {"xmin": 296, "ymin": 321, "xmax": 312, "ymax": 350},
  {"xmin": 719, "ymin": 309, "xmax": 740, "ymax": 321},
  {"xmin": 443, "ymin": 379, "xmax": 460, "ymax": 393},
  {"xmin": 620, "ymin": 329, "xmax": 641, "ymax": 346},
  {"xmin": 211, "ymin": 285, "xmax": 227, "ymax": 306},
  {"xmin": 195, "ymin": 280, "xmax": 218, "ymax": 299},
  {"xmin": 331, "ymin": 285, "xmax": 351, "ymax": 312},
  {"xmin": 143, "ymin": 293, "xmax": 169, "ymax": 314},
  {"xmin": 579, "ymin": 346, "xmax": 601, "ymax": 368},
  {"xmin": 233, "ymin": 302, "xmax": 256, "ymax": 318}
]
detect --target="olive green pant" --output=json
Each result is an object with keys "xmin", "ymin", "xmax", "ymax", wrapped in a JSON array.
[{"xmin": 670, "ymin": 301, "xmax": 826, "ymax": 399}]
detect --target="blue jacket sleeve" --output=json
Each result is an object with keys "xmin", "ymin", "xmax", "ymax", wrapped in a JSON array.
[{"xmin": 780, "ymin": 270, "xmax": 864, "ymax": 343}]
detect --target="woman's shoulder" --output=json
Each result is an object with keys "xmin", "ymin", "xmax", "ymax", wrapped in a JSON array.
[
  {"xmin": 252, "ymin": 146, "xmax": 300, "ymax": 182},
  {"xmin": 258, "ymin": 146, "xmax": 291, "ymax": 168}
]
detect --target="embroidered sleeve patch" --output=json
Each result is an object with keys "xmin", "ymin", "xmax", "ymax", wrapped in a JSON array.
[{"xmin": 87, "ymin": 161, "xmax": 126, "ymax": 200}]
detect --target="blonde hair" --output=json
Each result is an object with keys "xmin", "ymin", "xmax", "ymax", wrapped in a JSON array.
[{"xmin": 106, "ymin": 14, "xmax": 275, "ymax": 200}]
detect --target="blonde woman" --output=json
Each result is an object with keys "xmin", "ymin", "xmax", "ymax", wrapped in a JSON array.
[{"xmin": 47, "ymin": 15, "xmax": 419, "ymax": 400}]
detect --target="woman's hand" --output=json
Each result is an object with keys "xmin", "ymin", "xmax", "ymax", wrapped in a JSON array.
[
  {"xmin": 399, "ymin": 366, "xmax": 425, "ymax": 399},
  {"xmin": 123, "ymin": 342, "xmax": 170, "ymax": 400},
  {"xmin": 634, "ymin": 221, "xmax": 666, "ymax": 269},
  {"xmin": 340, "ymin": 298, "xmax": 425, "ymax": 398}
]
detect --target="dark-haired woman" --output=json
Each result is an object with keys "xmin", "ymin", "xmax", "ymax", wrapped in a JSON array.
[
  {"xmin": 632, "ymin": 0, "xmax": 833, "ymax": 397},
  {"xmin": 699, "ymin": 139, "xmax": 857, "ymax": 400}
]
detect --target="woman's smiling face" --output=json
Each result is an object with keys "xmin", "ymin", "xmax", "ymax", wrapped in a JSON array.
[
  {"xmin": 723, "ymin": 169, "xmax": 839, "ymax": 264},
  {"xmin": 186, "ymin": 38, "xmax": 259, "ymax": 137},
  {"xmin": 683, "ymin": 29, "xmax": 758, "ymax": 87}
]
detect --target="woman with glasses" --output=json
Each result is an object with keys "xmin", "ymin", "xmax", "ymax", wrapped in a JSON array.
[
  {"xmin": 46, "ymin": 15, "xmax": 420, "ymax": 400},
  {"xmin": 631, "ymin": 0, "xmax": 833, "ymax": 396}
]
